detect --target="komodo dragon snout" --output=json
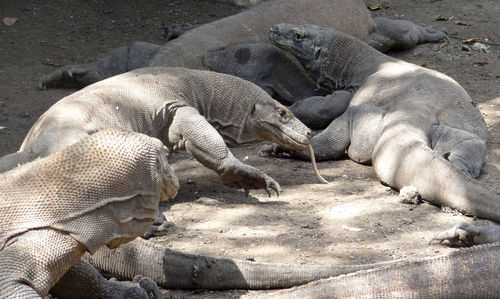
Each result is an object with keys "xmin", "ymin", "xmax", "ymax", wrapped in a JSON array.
[{"xmin": 250, "ymin": 100, "xmax": 313, "ymax": 151}]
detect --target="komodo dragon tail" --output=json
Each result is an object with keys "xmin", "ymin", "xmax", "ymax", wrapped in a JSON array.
[
  {"xmin": 373, "ymin": 141, "xmax": 500, "ymax": 223},
  {"xmin": 245, "ymin": 242, "xmax": 500, "ymax": 298},
  {"xmin": 0, "ymin": 151, "xmax": 36, "ymax": 173},
  {"xmin": 86, "ymin": 238, "xmax": 403, "ymax": 290}
]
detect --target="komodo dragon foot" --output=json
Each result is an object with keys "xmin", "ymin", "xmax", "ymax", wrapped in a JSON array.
[
  {"xmin": 430, "ymin": 223, "xmax": 500, "ymax": 246},
  {"xmin": 219, "ymin": 160, "xmax": 281, "ymax": 197}
]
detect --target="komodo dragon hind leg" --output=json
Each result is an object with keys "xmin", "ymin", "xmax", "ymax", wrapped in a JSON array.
[
  {"xmin": 431, "ymin": 124, "xmax": 487, "ymax": 178},
  {"xmin": 368, "ymin": 17, "xmax": 447, "ymax": 52},
  {"xmin": 39, "ymin": 42, "xmax": 160, "ymax": 89},
  {"xmin": 50, "ymin": 259, "xmax": 160, "ymax": 299}
]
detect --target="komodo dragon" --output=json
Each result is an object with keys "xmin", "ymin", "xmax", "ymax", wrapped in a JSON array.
[
  {"xmin": 38, "ymin": 0, "xmax": 446, "ymax": 90},
  {"xmin": 262, "ymin": 24, "xmax": 500, "ymax": 222},
  {"xmin": 0, "ymin": 67, "xmax": 315, "ymax": 195},
  {"xmin": 244, "ymin": 242, "xmax": 500, "ymax": 298},
  {"xmin": 0, "ymin": 129, "xmax": 179, "ymax": 298},
  {"xmin": 246, "ymin": 224, "xmax": 500, "ymax": 298},
  {"xmin": 77, "ymin": 225, "xmax": 500, "ymax": 296}
]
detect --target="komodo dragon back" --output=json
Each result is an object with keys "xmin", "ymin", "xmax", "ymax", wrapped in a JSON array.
[
  {"xmin": 148, "ymin": 0, "xmax": 373, "ymax": 69},
  {"xmin": 0, "ymin": 129, "xmax": 179, "ymax": 254}
]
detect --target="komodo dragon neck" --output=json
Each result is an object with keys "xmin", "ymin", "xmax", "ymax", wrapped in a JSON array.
[{"xmin": 318, "ymin": 34, "xmax": 394, "ymax": 91}]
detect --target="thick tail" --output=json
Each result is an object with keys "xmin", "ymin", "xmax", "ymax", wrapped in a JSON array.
[
  {"xmin": 247, "ymin": 243, "xmax": 500, "ymax": 298},
  {"xmin": 0, "ymin": 151, "xmax": 36, "ymax": 173},
  {"xmin": 373, "ymin": 140, "xmax": 500, "ymax": 223},
  {"xmin": 86, "ymin": 238, "xmax": 401, "ymax": 290}
]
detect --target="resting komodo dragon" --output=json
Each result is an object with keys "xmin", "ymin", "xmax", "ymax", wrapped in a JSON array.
[
  {"xmin": 262, "ymin": 24, "xmax": 500, "ymax": 222},
  {"xmin": 0, "ymin": 67, "xmax": 316, "ymax": 195},
  {"xmin": 0, "ymin": 129, "xmax": 179, "ymax": 298},
  {"xmin": 38, "ymin": 0, "xmax": 446, "ymax": 91}
]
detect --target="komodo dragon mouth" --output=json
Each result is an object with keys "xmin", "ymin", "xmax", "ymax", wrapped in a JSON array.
[{"xmin": 264, "ymin": 123, "xmax": 311, "ymax": 150}]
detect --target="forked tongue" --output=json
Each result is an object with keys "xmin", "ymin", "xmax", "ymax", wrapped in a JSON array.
[{"xmin": 308, "ymin": 144, "xmax": 329, "ymax": 183}]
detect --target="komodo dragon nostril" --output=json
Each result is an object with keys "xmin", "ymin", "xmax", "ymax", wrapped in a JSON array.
[{"xmin": 307, "ymin": 131, "xmax": 314, "ymax": 138}]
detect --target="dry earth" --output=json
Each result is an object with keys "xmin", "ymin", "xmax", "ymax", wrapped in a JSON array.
[{"xmin": 0, "ymin": 0, "xmax": 498, "ymax": 298}]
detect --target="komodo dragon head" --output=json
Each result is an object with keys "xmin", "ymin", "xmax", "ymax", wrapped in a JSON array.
[
  {"xmin": 269, "ymin": 24, "xmax": 332, "ymax": 82},
  {"xmin": 246, "ymin": 100, "xmax": 313, "ymax": 152}
]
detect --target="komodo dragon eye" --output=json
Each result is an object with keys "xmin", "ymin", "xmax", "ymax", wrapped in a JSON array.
[
  {"xmin": 293, "ymin": 31, "xmax": 305, "ymax": 41},
  {"xmin": 277, "ymin": 107, "xmax": 291, "ymax": 123}
]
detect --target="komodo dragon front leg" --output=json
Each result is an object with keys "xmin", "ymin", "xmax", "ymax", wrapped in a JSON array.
[
  {"xmin": 0, "ymin": 129, "xmax": 179, "ymax": 298},
  {"xmin": 168, "ymin": 106, "xmax": 280, "ymax": 195},
  {"xmin": 430, "ymin": 223, "xmax": 500, "ymax": 246}
]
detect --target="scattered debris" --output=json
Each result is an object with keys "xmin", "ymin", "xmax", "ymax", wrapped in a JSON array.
[
  {"xmin": 342, "ymin": 225, "xmax": 363, "ymax": 232},
  {"xmin": 367, "ymin": 3, "xmax": 381, "ymax": 10},
  {"xmin": 435, "ymin": 15, "xmax": 449, "ymax": 21},
  {"xmin": 439, "ymin": 41, "xmax": 449, "ymax": 48},
  {"xmin": 400, "ymin": 217, "xmax": 414, "ymax": 224},
  {"xmin": 2, "ymin": 17, "xmax": 17, "ymax": 26},
  {"xmin": 473, "ymin": 61, "xmax": 488, "ymax": 66},
  {"xmin": 455, "ymin": 20, "xmax": 472, "ymax": 26},
  {"xmin": 462, "ymin": 37, "xmax": 481, "ymax": 44},
  {"xmin": 462, "ymin": 45, "xmax": 471, "ymax": 51},
  {"xmin": 471, "ymin": 42, "xmax": 489, "ymax": 52},
  {"xmin": 0, "ymin": 126, "xmax": 7, "ymax": 130}
]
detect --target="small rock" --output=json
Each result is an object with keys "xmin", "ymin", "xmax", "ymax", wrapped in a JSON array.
[{"xmin": 399, "ymin": 185, "xmax": 421, "ymax": 204}]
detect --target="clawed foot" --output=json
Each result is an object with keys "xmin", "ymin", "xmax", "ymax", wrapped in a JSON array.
[
  {"xmin": 143, "ymin": 214, "xmax": 172, "ymax": 239},
  {"xmin": 110, "ymin": 275, "xmax": 160, "ymax": 299},
  {"xmin": 38, "ymin": 65, "xmax": 89, "ymax": 90},
  {"xmin": 220, "ymin": 162, "xmax": 281, "ymax": 197},
  {"xmin": 429, "ymin": 223, "xmax": 500, "ymax": 246}
]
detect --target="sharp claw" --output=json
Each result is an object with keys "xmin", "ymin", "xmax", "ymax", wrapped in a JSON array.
[
  {"xmin": 244, "ymin": 188, "xmax": 250, "ymax": 197},
  {"xmin": 67, "ymin": 70, "xmax": 73, "ymax": 78},
  {"xmin": 272, "ymin": 185, "xmax": 280, "ymax": 197},
  {"xmin": 265, "ymin": 188, "xmax": 272, "ymax": 198}
]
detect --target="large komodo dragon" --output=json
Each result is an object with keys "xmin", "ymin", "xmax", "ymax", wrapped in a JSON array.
[
  {"xmin": 263, "ymin": 24, "xmax": 500, "ymax": 222},
  {"xmin": 0, "ymin": 129, "xmax": 179, "ymax": 298},
  {"xmin": 38, "ymin": 0, "xmax": 446, "ymax": 92},
  {"xmin": 0, "ymin": 67, "xmax": 315, "ymax": 195}
]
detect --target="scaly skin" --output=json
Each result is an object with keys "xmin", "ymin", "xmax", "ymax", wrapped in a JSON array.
[
  {"xmin": 266, "ymin": 24, "xmax": 499, "ymax": 222},
  {"xmin": 1, "ymin": 67, "xmax": 313, "ymax": 196},
  {"xmin": 0, "ymin": 129, "xmax": 179, "ymax": 298},
  {"xmin": 38, "ymin": 0, "xmax": 446, "ymax": 91},
  {"xmin": 245, "ymin": 242, "xmax": 500, "ymax": 298}
]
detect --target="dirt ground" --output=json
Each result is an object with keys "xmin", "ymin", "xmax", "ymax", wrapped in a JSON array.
[{"xmin": 0, "ymin": 0, "xmax": 499, "ymax": 298}]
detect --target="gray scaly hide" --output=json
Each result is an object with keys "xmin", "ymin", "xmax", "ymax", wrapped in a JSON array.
[
  {"xmin": 2, "ymin": 67, "xmax": 312, "ymax": 195},
  {"xmin": 267, "ymin": 24, "xmax": 499, "ymax": 222},
  {"xmin": 39, "ymin": 0, "xmax": 374, "ymax": 89},
  {"xmin": 0, "ymin": 129, "xmax": 178, "ymax": 298}
]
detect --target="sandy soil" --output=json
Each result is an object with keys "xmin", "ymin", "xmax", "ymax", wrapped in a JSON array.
[{"xmin": 0, "ymin": 0, "xmax": 498, "ymax": 298}]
